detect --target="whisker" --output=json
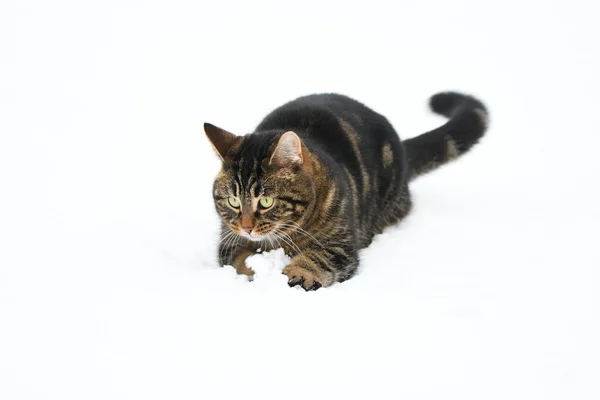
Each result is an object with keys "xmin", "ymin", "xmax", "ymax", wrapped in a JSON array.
[
  {"xmin": 218, "ymin": 231, "xmax": 234, "ymax": 246},
  {"xmin": 220, "ymin": 232, "xmax": 239, "ymax": 265},
  {"xmin": 266, "ymin": 233, "xmax": 276, "ymax": 252},
  {"xmin": 271, "ymin": 233, "xmax": 286, "ymax": 255},
  {"xmin": 283, "ymin": 232, "xmax": 303, "ymax": 256},
  {"xmin": 277, "ymin": 223, "xmax": 325, "ymax": 248},
  {"xmin": 227, "ymin": 235, "xmax": 240, "ymax": 265},
  {"xmin": 219, "ymin": 234, "xmax": 232, "ymax": 264},
  {"xmin": 260, "ymin": 233, "xmax": 273, "ymax": 250},
  {"xmin": 274, "ymin": 231, "xmax": 302, "ymax": 257}
]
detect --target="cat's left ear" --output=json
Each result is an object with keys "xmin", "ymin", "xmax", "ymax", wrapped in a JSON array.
[
  {"xmin": 204, "ymin": 123, "xmax": 241, "ymax": 161},
  {"xmin": 269, "ymin": 131, "xmax": 303, "ymax": 166}
]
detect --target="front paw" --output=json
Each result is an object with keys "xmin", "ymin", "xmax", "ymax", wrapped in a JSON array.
[
  {"xmin": 233, "ymin": 263, "xmax": 255, "ymax": 281},
  {"xmin": 283, "ymin": 265, "xmax": 323, "ymax": 291}
]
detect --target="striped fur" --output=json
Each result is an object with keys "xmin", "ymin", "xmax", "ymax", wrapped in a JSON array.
[{"xmin": 205, "ymin": 91, "xmax": 488, "ymax": 290}]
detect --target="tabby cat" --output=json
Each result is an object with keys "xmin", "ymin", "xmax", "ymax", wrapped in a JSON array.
[{"xmin": 204, "ymin": 92, "xmax": 488, "ymax": 290}]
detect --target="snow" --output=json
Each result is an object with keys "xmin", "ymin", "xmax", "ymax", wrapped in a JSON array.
[{"xmin": 1, "ymin": 0, "xmax": 599, "ymax": 399}]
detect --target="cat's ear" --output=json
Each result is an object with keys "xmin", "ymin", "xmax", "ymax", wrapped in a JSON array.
[
  {"xmin": 204, "ymin": 123, "xmax": 241, "ymax": 161},
  {"xmin": 269, "ymin": 131, "xmax": 303, "ymax": 166}
]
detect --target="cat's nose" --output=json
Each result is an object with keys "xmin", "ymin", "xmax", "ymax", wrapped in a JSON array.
[{"xmin": 242, "ymin": 226, "xmax": 253, "ymax": 234}]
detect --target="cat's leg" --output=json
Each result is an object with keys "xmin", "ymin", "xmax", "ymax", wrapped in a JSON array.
[
  {"xmin": 231, "ymin": 247, "xmax": 256, "ymax": 279},
  {"xmin": 283, "ymin": 246, "xmax": 358, "ymax": 291},
  {"xmin": 218, "ymin": 237, "xmax": 256, "ymax": 280}
]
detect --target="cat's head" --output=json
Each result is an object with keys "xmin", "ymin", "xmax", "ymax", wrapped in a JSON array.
[{"xmin": 204, "ymin": 123, "xmax": 315, "ymax": 242}]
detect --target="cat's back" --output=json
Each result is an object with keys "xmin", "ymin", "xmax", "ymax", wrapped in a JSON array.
[
  {"xmin": 272, "ymin": 93, "xmax": 368, "ymax": 117},
  {"xmin": 255, "ymin": 93, "xmax": 398, "ymax": 157},
  {"xmin": 257, "ymin": 93, "xmax": 377, "ymax": 132}
]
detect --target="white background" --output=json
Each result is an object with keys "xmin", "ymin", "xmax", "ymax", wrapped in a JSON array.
[{"xmin": 1, "ymin": 1, "xmax": 599, "ymax": 399}]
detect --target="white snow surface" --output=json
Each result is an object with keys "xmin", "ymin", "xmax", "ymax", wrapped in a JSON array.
[{"xmin": 1, "ymin": 1, "xmax": 599, "ymax": 399}]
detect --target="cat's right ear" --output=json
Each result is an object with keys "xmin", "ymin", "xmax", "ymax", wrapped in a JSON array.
[{"xmin": 204, "ymin": 123, "xmax": 241, "ymax": 161}]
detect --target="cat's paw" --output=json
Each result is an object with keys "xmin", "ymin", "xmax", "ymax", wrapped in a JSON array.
[
  {"xmin": 283, "ymin": 265, "xmax": 322, "ymax": 291},
  {"xmin": 233, "ymin": 263, "xmax": 255, "ymax": 282}
]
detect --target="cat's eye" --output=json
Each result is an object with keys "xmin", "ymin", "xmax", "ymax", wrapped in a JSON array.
[
  {"xmin": 259, "ymin": 197, "xmax": 274, "ymax": 209},
  {"xmin": 228, "ymin": 197, "xmax": 240, "ymax": 208}
]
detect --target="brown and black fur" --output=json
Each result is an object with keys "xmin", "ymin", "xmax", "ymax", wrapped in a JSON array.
[{"xmin": 204, "ymin": 92, "xmax": 488, "ymax": 290}]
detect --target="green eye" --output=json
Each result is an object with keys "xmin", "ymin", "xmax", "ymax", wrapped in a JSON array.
[
  {"xmin": 259, "ymin": 197, "xmax": 274, "ymax": 209},
  {"xmin": 228, "ymin": 197, "xmax": 240, "ymax": 208}
]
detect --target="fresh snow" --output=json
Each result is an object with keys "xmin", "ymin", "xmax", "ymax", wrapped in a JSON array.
[{"xmin": 1, "ymin": 1, "xmax": 599, "ymax": 399}]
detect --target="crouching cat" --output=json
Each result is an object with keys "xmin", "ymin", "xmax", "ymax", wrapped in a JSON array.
[{"xmin": 204, "ymin": 92, "xmax": 488, "ymax": 290}]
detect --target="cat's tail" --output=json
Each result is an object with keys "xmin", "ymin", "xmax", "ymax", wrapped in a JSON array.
[{"xmin": 403, "ymin": 92, "xmax": 489, "ymax": 181}]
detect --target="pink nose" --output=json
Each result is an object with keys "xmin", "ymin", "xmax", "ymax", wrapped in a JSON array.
[{"xmin": 242, "ymin": 227, "xmax": 253, "ymax": 234}]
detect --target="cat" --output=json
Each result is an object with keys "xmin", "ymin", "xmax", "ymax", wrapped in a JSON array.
[{"xmin": 204, "ymin": 92, "xmax": 488, "ymax": 290}]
